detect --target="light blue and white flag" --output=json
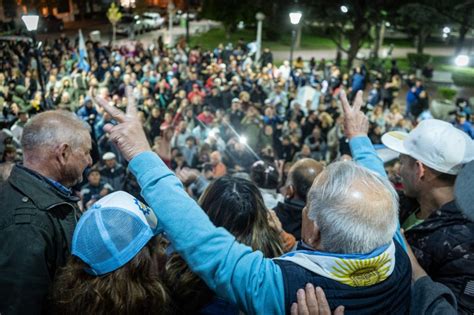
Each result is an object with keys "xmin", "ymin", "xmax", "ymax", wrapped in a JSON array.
[
  {"xmin": 275, "ymin": 241, "xmax": 396, "ymax": 287},
  {"xmin": 77, "ymin": 29, "xmax": 90, "ymax": 72}
]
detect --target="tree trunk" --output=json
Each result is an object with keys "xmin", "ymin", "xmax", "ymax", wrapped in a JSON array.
[
  {"xmin": 347, "ymin": 29, "xmax": 363, "ymax": 70},
  {"xmin": 416, "ymin": 30, "xmax": 426, "ymax": 54},
  {"xmin": 347, "ymin": 46, "xmax": 358, "ymax": 70},
  {"xmin": 372, "ymin": 24, "xmax": 381, "ymax": 59},
  {"xmin": 335, "ymin": 49, "xmax": 342, "ymax": 67},
  {"xmin": 372, "ymin": 22, "xmax": 386, "ymax": 59},
  {"xmin": 265, "ymin": 2, "xmax": 280, "ymax": 40},
  {"xmin": 112, "ymin": 24, "xmax": 116, "ymax": 46},
  {"xmin": 225, "ymin": 25, "xmax": 231, "ymax": 40},
  {"xmin": 455, "ymin": 9, "xmax": 470, "ymax": 55},
  {"xmin": 295, "ymin": 24, "xmax": 302, "ymax": 49}
]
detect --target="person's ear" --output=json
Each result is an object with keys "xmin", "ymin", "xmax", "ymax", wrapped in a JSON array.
[
  {"xmin": 415, "ymin": 160, "xmax": 426, "ymax": 181},
  {"xmin": 286, "ymin": 184, "xmax": 295, "ymax": 199},
  {"xmin": 302, "ymin": 206, "xmax": 322, "ymax": 250},
  {"xmin": 56, "ymin": 143, "xmax": 72, "ymax": 166},
  {"xmin": 308, "ymin": 222, "xmax": 321, "ymax": 250}
]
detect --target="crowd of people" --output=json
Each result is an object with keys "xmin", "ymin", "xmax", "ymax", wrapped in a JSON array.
[{"xmin": 0, "ymin": 31, "xmax": 474, "ymax": 315}]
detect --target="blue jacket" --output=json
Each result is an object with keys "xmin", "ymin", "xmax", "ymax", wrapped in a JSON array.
[
  {"xmin": 129, "ymin": 136, "xmax": 405, "ymax": 314},
  {"xmin": 351, "ymin": 73, "xmax": 365, "ymax": 92}
]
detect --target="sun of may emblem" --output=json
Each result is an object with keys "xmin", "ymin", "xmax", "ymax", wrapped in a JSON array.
[
  {"xmin": 134, "ymin": 198, "xmax": 151, "ymax": 216},
  {"xmin": 330, "ymin": 253, "xmax": 392, "ymax": 287}
]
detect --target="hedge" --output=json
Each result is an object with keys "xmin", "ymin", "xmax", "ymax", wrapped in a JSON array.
[{"xmin": 452, "ymin": 67, "xmax": 474, "ymax": 87}]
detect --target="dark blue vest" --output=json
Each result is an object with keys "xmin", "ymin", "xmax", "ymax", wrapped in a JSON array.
[{"xmin": 274, "ymin": 241, "xmax": 411, "ymax": 314}]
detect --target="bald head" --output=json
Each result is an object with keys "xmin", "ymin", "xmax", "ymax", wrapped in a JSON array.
[
  {"xmin": 210, "ymin": 151, "xmax": 222, "ymax": 165},
  {"xmin": 307, "ymin": 161, "xmax": 398, "ymax": 254},
  {"xmin": 287, "ymin": 158, "xmax": 324, "ymax": 201},
  {"xmin": 22, "ymin": 110, "xmax": 89, "ymax": 159}
]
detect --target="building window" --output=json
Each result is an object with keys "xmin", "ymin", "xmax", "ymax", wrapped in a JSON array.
[{"xmin": 120, "ymin": 0, "xmax": 136, "ymax": 8}]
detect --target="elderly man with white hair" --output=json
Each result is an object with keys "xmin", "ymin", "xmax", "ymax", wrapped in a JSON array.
[{"xmin": 93, "ymin": 89, "xmax": 410, "ymax": 314}]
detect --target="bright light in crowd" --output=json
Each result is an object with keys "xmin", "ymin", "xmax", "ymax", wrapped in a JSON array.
[
  {"xmin": 289, "ymin": 12, "xmax": 302, "ymax": 25},
  {"xmin": 340, "ymin": 5, "xmax": 348, "ymax": 13},
  {"xmin": 454, "ymin": 55, "xmax": 470, "ymax": 67},
  {"xmin": 239, "ymin": 136, "xmax": 247, "ymax": 145},
  {"xmin": 22, "ymin": 15, "xmax": 39, "ymax": 31},
  {"xmin": 443, "ymin": 26, "xmax": 451, "ymax": 34}
]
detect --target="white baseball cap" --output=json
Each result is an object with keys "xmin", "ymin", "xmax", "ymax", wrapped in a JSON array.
[
  {"xmin": 102, "ymin": 152, "xmax": 116, "ymax": 160},
  {"xmin": 381, "ymin": 119, "xmax": 474, "ymax": 175}
]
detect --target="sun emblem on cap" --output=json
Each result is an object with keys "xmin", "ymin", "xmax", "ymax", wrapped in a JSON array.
[
  {"xmin": 134, "ymin": 198, "xmax": 151, "ymax": 216},
  {"xmin": 329, "ymin": 253, "xmax": 392, "ymax": 287}
]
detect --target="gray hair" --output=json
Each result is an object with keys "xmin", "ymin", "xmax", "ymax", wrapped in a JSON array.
[
  {"xmin": 21, "ymin": 110, "xmax": 89, "ymax": 154},
  {"xmin": 307, "ymin": 161, "xmax": 398, "ymax": 254}
]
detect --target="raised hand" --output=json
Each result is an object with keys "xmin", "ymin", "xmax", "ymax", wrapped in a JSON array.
[
  {"xmin": 339, "ymin": 90, "xmax": 369, "ymax": 140},
  {"xmin": 90, "ymin": 86, "xmax": 151, "ymax": 161},
  {"xmin": 291, "ymin": 284, "xmax": 345, "ymax": 315}
]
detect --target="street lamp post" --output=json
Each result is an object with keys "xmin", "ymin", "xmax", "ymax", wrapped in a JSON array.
[
  {"xmin": 255, "ymin": 12, "xmax": 265, "ymax": 67},
  {"xmin": 22, "ymin": 15, "xmax": 47, "ymax": 111},
  {"xmin": 289, "ymin": 11, "xmax": 302, "ymax": 74},
  {"xmin": 168, "ymin": 1, "xmax": 175, "ymax": 47},
  {"xmin": 185, "ymin": 0, "xmax": 190, "ymax": 44}
]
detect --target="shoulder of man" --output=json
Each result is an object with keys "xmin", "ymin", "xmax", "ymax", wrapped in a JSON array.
[
  {"xmin": 0, "ymin": 178, "xmax": 77, "ymax": 252},
  {"xmin": 1, "ymin": 166, "xmax": 79, "ymax": 230},
  {"xmin": 408, "ymin": 202, "xmax": 474, "ymax": 268}
]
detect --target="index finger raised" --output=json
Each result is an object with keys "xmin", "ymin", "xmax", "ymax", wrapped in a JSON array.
[
  {"xmin": 125, "ymin": 85, "xmax": 138, "ymax": 117},
  {"xmin": 95, "ymin": 95, "xmax": 126, "ymax": 123},
  {"xmin": 339, "ymin": 90, "xmax": 351, "ymax": 114},
  {"xmin": 352, "ymin": 90, "xmax": 364, "ymax": 112}
]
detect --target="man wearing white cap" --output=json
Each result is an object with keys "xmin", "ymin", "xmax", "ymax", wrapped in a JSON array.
[
  {"xmin": 382, "ymin": 119, "xmax": 474, "ymax": 313},
  {"xmin": 100, "ymin": 152, "xmax": 126, "ymax": 191}
]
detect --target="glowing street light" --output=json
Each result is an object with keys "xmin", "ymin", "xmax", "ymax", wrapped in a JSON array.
[
  {"xmin": 239, "ymin": 136, "xmax": 248, "ymax": 145},
  {"xmin": 289, "ymin": 11, "xmax": 302, "ymax": 76},
  {"xmin": 454, "ymin": 55, "xmax": 470, "ymax": 67},
  {"xmin": 443, "ymin": 26, "xmax": 451, "ymax": 34},
  {"xmin": 289, "ymin": 11, "xmax": 302, "ymax": 25},
  {"xmin": 340, "ymin": 5, "xmax": 348, "ymax": 13},
  {"xmin": 22, "ymin": 14, "xmax": 46, "ymax": 110},
  {"xmin": 22, "ymin": 15, "xmax": 39, "ymax": 31}
]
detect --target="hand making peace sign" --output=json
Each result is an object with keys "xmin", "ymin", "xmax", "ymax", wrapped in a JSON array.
[
  {"xmin": 90, "ymin": 86, "xmax": 152, "ymax": 161},
  {"xmin": 339, "ymin": 90, "xmax": 369, "ymax": 140}
]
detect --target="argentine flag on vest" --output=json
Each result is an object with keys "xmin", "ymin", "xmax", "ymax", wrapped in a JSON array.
[{"xmin": 77, "ymin": 29, "xmax": 90, "ymax": 72}]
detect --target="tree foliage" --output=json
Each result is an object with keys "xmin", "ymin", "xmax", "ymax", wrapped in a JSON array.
[
  {"xmin": 201, "ymin": 0, "xmax": 289, "ymax": 41},
  {"xmin": 426, "ymin": 0, "xmax": 474, "ymax": 54},
  {"xmin": 396, "ymin": 3, "xmax": 446, "ymax": 54},
  {"xmin": 107, "ymin": 3, "xmax": 122, "ymax": 25},
  {"xmin": 303, "ymin": 0, "xmax": 403, "ymax": 69},
  {"xmin": 201, "ymin": 0, "xmax": 257, "ymax": 38}
]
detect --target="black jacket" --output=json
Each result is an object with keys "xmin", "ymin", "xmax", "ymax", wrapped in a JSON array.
[
  {"xmin": 405, "ymin": 200, "xmax": 474, "ymax": 314},
  {"xmin": 274, "ymin": 199, "xmax": 305, "ymax": 240},
  {"xmin": 0, "ymin": 166, "xmax": 80, "ymax": 315}
]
